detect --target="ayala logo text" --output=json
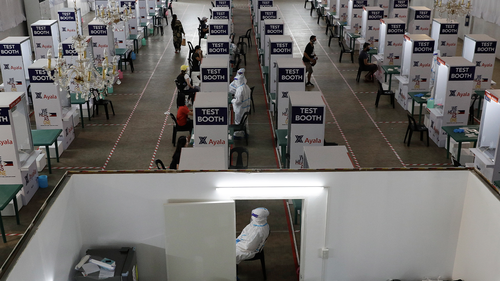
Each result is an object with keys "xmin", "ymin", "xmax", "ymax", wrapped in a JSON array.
[{"xmin": 0, "ymin": 139, "xmax": 13, "ymax": 146}]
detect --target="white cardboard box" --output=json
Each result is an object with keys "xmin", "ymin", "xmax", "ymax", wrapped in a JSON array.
[
  {"xmin": 38, "ymin": 140, "xmax": 64, "ymax": 159},
  {"xmin": 36, "ymin": 150, "xmax": 47, "ymax": 172},
  {"xmin": 0, "ymin": 192, "xmax": 23, "ymax": 217}
]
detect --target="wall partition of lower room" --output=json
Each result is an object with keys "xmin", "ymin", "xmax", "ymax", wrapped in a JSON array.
[{"xmin": 2, "ymin": 169, "xmax": 500, "ymax": 281}]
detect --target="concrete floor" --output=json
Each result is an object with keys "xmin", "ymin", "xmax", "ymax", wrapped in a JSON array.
[{"xmin": 1, "ymin": 0, "xmax": 500, "ymax": 280}]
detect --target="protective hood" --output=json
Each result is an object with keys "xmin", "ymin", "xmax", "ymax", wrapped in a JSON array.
[{"xmin": 251, "ymin": 207, "xmax": 269, "ymax": 226}]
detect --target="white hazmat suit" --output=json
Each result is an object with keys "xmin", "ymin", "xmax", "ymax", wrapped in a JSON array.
[
  {"xmin": 236, "ymin": 207, "xmax": 270, "ymax": 264},
  {"xmin": 230, "ymin": 69, "xmax": 251, "ymax": 137}
]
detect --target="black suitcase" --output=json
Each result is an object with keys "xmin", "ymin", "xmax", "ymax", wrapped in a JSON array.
[{"xmin": 74, "ymin": 247, "xmax": 138, "ymax": 281}]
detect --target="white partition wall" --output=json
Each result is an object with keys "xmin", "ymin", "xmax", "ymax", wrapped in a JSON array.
[
  {"xmin": 348, "ymin": 0, "xmax": 367, "ymax": 34},
  {"xmin": 276, "ymin": 58, "xmax": 305, "ymax": 130},
  {"xmin": 0, "ymin": 37, "xmax": 32, "ymax": 97},
  {"xmin": 206, "ymin": 35, "xmax": 230, "ymax": 59},
  {"xmin": 267, "ymin": 35, "xmax": 293, "ymax": 95},
  {"xmin": 57, "ymin": 8, "xmax": 83, "ymax": 42},
  {"xmin": 262, "ymin": 19, "xmax": 284, "ymax": 51},
  {"xmin": 431, "ymin": 19, "xmax": 459, "ymax": 57},
  {"xmin": 375, "ymin": 0, "xmax": 389, "ymax": 17},
  {"xmin": 31, "ymin": 20, "xmax": 60, "ymax": 60},
  {"xmin": 200, "ymin": 57, "xmax": 229, "ymax": 92},
  {"xmin": 258, "ymin": 7, "xmax": 278, "ymax": 40},
  {"xmin": 462, "ymin": 34, "xmax": 497, "ymax": 91},
  {"xmin": 178, "ymin": 147, "xmax": 227, "ymax": 170},
  {"xmin": 8, "ymin": 170, "xmax": 500, "ymax": 281},
  {"xmin": 88, "ymin": 19, "xmax": 115, "ymax": 67},
  {"xmin": 407, "ymin": 6, "xmax": 432, "ymax": 35},
  {"xmin": 361, "ymin": 6, "xmax": 384, "ymax": 48},
  {"xmin": 337, "ymin": 0, "xmax": 349, "ymax": 23},
  {"xmin": 113, "ymin": 21, "xmax": 130, "ymax": 49},
  {"xmin": 120, "ymin": 0, "xmax": 139, "ymax": 35},
  {"xmin": 287, "ymin": 92, "xmax": 325, "ymax": 169}
]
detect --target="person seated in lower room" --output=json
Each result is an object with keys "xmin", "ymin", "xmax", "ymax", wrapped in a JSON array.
[
  {"xmin": 169, "ymin": 136, "xmax": 187, "ymax": 169},
  {"xmin": 236, "ymin": 207, "xmax": 270, "ymax": 264},
  {"xmin": 176, "ymin": 98, "xmax": 193, "ymax": 139},
  {"xmin": 359, "ymin": 42, "xmax": 378, "ymax": 82}
]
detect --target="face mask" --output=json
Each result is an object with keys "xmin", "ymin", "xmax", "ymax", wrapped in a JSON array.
[{"xmin": 313, "ymin": 41, "xmax": 317, "ymax": 45}]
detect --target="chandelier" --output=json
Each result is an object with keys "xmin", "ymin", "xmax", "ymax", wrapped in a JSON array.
[
  {"xmin": 44, "ymin": 0, "xmax": 120, "ymax": 101},
  {"xmin": 434, "ymin": 0, "xmax": 472, "ymax": 21},
  {"xmin": 95, "ymin": 0, "xmax": 134, "ymax": 27}
]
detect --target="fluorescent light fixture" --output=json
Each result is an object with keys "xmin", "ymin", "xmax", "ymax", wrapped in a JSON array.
[{"xmin": 216, "ymin": 186, "xmax": 324, "ymax": 198}]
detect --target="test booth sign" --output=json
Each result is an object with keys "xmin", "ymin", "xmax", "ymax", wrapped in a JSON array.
[
  {"xmin": 0, "ymin": 37, "xmax": 32, "ymax": 98},
  {"xmin": 207, "ymin": 36, "xmax": 230, "ymax": 58},
  {"xmin": 276, "ymin": 58, "xmax": 305, "ymax": 130},
  {"xmin": 378, "ymin": 19, "xmax": 405, "ymax": 65},
  {"xmin": 287, "ymin": 92, "xmax": 325, "ymax": 169},
  {"xmin": 194, "ymin": 92, "xmax": 229, "ymax": 168},
  {"xmin": 431, "ymin": 19, "xmax": 459, "ymax": 57},
  {"xmin": 362, "ymin": 7, "xmax": 384, "ymax": 48},
  {"xmin": 31, "ymin": 20, "xmax": 59, "ymax": 60},
  {"xmin": 268, "ymin": 35, "xmax": 293, "ymax": 95},
  {"xmin": 462, "ymin": 34, "xmax": 497, "ymax": 91},
  {"xmin": 215, "ymin": 0, "xmax": 231, "ymax": 7},
  {"xmin": 58, "ymin": 8, "xmax": 82, "ymax": 42},
  {"xmin": 262, "ymin": 19, "xmax": 284, "ymax": 50},
  {"xmin": 257, "ymin": 0, "xmax": 273, "ymax": 9},
  {"xmin": 209, "ymin": 20, "xmax": 230, "ymax": 36},
  {"xmin": 89, "ymin": 20, "xmax": 116, "ymax": 67},
  {"xmin": 389, "ymin": 0, "xmax": 408, "ymax": 20},
  {"xmin": 212, "ymin": 8, "xmax": 230, "ymax": 20},
  {"xmin": 200, "ymin": 57, "xmax": 229, "ymax": 92},
  {"xmin": 408, "ymin": 35, "xmax": 434, "ymax": 91}
]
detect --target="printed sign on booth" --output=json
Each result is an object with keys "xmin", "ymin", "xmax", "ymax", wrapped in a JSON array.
[
  {"xmin": 202, "ymin": 68, "xmax": 228, "ymax": 83},
  {"xmin": 195, "ymin": 107, "xmax": 228, "ymax": 126}
]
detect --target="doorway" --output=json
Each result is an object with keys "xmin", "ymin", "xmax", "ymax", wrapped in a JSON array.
[{"xmin": 236, "ymin": 199, "xmax": 302, "ymax": 281}]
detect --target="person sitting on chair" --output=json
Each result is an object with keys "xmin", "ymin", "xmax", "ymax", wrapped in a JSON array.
[
  {"xmin": 191, "ymin": 45, "xmax": 203, "ymax": 72},
  {"xmin": 169, "ymin": 136, "xmax": 187, "ymax": 169},
  {"xmin": 359, "ymin": 42, "xmax": 378, "ymax": 82},
  {"xmin": 176, "ymin": 98, "xmax": 193, "ymax": 139},
  {"xmin": 200, "ymin": 17, "xmax": 209, "ymax": 39},
  {"xmin": 177, "ymin": 65, "xmax": 199, "ymax": 104},
  {"xmin": 236, "ymin": 207, "xmax": 270, "ymax": 264}
]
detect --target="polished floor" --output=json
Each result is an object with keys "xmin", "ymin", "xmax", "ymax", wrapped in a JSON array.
[{"xmin": 1, "ymin": 0, "xmax": 499, "ymax": 280}]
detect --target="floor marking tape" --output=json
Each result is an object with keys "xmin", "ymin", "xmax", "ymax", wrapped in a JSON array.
[
  {"xmin": 86, "ymin": 124, "xmax": 125, "ymax": 126},
  {"xmin": 52, "ymin": 167, "xmax": 103, "ymax": 170},
  {"xmin": 376, "ymin": 121, "xmax": 408, "ymax": 124},
  {"xmin": 406, "ymin": 163, "xmax": 452, "ymax": 166},
  {"xmin": 0, "ymin": 233, "xmax": 23, "ymax": 237}
]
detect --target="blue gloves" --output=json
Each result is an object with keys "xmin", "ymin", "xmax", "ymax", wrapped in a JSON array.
[{"xmin": 453, "ymin": 129, "xmax": 465, "ymax": 133}]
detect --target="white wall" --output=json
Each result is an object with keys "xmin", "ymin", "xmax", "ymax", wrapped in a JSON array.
[
  {"xmin": 452, "ymin": 173, "xmax": 500, "ymax": 280},
  {"xmin": 3, "ymin": 170, "xmax": 500, "ymax": 281},
  {"xmin": 324, "ymin": 170, "xmax": 467, "ymax": 281}
]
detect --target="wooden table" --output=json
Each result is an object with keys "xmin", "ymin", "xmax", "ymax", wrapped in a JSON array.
[
  {"xmin": 0, "ymin": 184, "xmax": 22, "ymax": 243},
  {"xmin": 442, "ymin": 125, "xmax": 479, "ymax": 164},
  {"xmin": 408, "ymin": 92, "xmax": 430, "ymax": 124},
  {"xmin": 380, "ymin": 65, "xmax": 400, "ymax": 92},
  {"xmin": 31, "ymin": 129, "xmax": 62, "ymax": 174}
]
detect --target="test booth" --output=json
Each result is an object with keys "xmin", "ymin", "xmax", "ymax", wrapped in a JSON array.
[
  {"xmin": 407, "ymin": 6, "xmax": 432, "ymax": 35},
  {"xmin": 113, "ymin": 20, "xmax": 131, "ymax": 50},
  {"xmin": 120, "ymin": 0, "xmax": 140, "ymax": 36},
  {"xmin": 0, "ymin": 37, "xmax": 32, "ymax": 98},
  {"xmin": 138, "ymin": 0, "xmax": 152, "ymax": 25},
  {"xmin": 347, "ymin": 0, "xmax": 366, "ymax": 35},
  {"xmin": 388, "ymin": 0, "xmax": 408, "ymax": 20},
  {"xmin": 426, "ymin": 57, "xmax": 475, "ymax": 148},
  {"xmin": 336, "ymin": 0, "xmax": 349, "ymax": 23},
  {"xmin": 276, "ymin": 58, "xmax": 305, "ymax": 130},
  {"xmin": 212, "ymin": 7, "xmax": 231, "ymax": 20},
  {"xmin": 2, "ymin": 168, "xmax": 500, "ymax": 281},
  {"xmin": 462, "ymin": 34, "xmax": 497, "ymax": 90},
  {"xmin": 193, "ymin": 92, "xmax": 229, "ymax": 168},
  {"xmin": 57, "ymin": 7, "xmax": 83, "ymax": 42},
  {"xmin": 28, "ymin": 60, "xmax": 76, "ymax": 152},
  {"xmin": 200, "ymin": 57, "xmax": 230, "ymax": 92},
  {"xmin": 257, "ymin": 7, "xmax": 278, "ymax": 42},
  {"xmin": 287, "ymin": 92, "xmax": 326, "ymax": 169},
  {"xmin": 360, "ymin": 6, "xmax": 384, "ymax": 48},
  {"xmin": 206, "ymin": 35, "xmax": 230, "ymax": 59},
  {"xmin": 215, "ymin": 0, "xmax": 231, "ymax": 8},
  {"xmin": 88, "ymin": 19, "xmax": 116, "ymax": 67},
  {"xmin": 267, "ymin": 35, "xmax": 293, "ymax": 96},
  {"xmin": 375, "ymin": 18, "xmax": 405, "ymax": 66},
  {"xmin": 0, "ymin": 93, "xmax": 39, "ymax": 214},
  {"xmin": 470, "ymin": 89, "xmax": 500, "ymax": 183},
  {"xmin": 209, "ymin": 19, "xmax": 230, "ymax": 37},
  {"xmin": 30, "ymin": 20, "xmax": 60, "ymax": 60},
  {"xmin": 261, "ymin": 19, "xmax": 284, "ymax": 52},
  {"xmin": 431, "ymin": 19, "xmax": 459, "ymax": 58},
  {"xmin": 396, "ymin": 34, "xmax": 434, "ymax": 111}
]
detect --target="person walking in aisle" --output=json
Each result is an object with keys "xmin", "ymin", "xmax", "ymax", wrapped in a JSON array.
[
  {"xmin": 171, "ymin": 14, "xmax": 185, "ymax": 53},
  {"xmin": 302, "ymin": 35, "xmax": 318, "ymax": 87}
]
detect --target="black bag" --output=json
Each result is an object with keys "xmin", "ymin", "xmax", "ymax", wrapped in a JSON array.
[{"xmin": 175, "ymin": 73, "xmax": 187, "ymax": 91}]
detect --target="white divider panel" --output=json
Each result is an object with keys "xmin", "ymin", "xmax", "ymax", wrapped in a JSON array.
[
  {"xmin": 287, "ymin": 92, "xmax": 325, "ymax": 169},
  {"xmin": 31, "ymin": 20, "xmax": 60, "ymax": 60},
  {"xmin": 348, "ymin": 0, "xmax": 367, "ymax": 34},
  {"xmin": 57, "ymin": 8, "xmax": 83, "ymax": 42},
  {"xmin": 200, "ymin": 57, "xmax": 229, "ymax": 92},
  {"xmin": 120, "ymin": 0, "xmax": 139, "ymax": 35},
  {"xmin": 88, "ymin": 19, "xmax": 116, "ymax": 66},
  {"xmin": 303, "ymin": 146, "xmax": 353, "ymax": 169},
  {"xmin": 389, "ymin": 0, "xmax": 408, "ymax": 20},
  {"xmin": 0, "ymin": 37, "xmax": 32, "ymax": 98},
  {"xmin": 193, "ymin": 92, "xmax": 228, "ymax": 168},
  {"xmin": 212, "ymin": 7, "xmax": 230, "ymax": 20},
  {"xmin": 268, "ymin": 35, "xmax": 293, "ymax": 95},
  {"xmin": 276, "ymin": 58, "xmax": 305, "ymax": 130},
  {"xmin": 407, "ymin": 6, "xmax": 432, "ymax": 35},
  {"xmin": 431, "ymin": 19, "xmax": 459, "ymax": 57},
  {"xmin": 336, "ymin": 0, "xmax": 349, "ymax": 23},
  {"xmin": 113, "ymin": 21, "xmax": 130, "ymax": 49},
  {"xmin": 262, "ymin": 19, "xmax": 284, "ymax": 53},
  {"xmin": 462, "ymin": 34, "xmax": 497, "ymax": 91},
  {"xmin": 138, "ymin": 0, "xmax": 149, "ymax": 24},
  {"xmin": 378, "ymin": 18, "xmax": 405, "ymax": 65},
  {"xmin": 179, "ymin": 147, "xmax": 227, "ymax": 170},
  {"xmin": 62, "ymin": 36, "xmax": 94, "ymax": 94},
  {"xmin": 375, "ymin": 0, "xmax": 389, "ymax": 18}
]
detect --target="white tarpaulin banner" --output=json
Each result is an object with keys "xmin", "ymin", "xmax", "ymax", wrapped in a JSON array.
[{"xmin": 0, "ymin": 0, "xmax": 26, "ymax": 32}]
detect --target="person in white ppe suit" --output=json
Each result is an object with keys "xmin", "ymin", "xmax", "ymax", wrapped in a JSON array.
[
  {"xmin": 236, "ymin": 207, "xmax": 270, "ymax": 264},
  {"xmin": 230, "ymin": 68, "xmax": 251, "ymax": 137}
]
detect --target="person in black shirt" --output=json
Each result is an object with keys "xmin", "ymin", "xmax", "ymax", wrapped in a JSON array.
[
  {"xmin": 169, "ymin": 136, "xmax": 188, "ymax": 169},
  {"xmin": 191, "ymin": 45, "xmax": 202, "ymax": 72},
  {"xmin": 302, "ymin": 35, "xmax": 317, "ymax": 87},
  {"xmin": 200, "ymin": 17, "xmax": 209, "ymax": 39},
  {"xmin": 359, "ymin": 42, "xmax": 378, "ymax": 82}
]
